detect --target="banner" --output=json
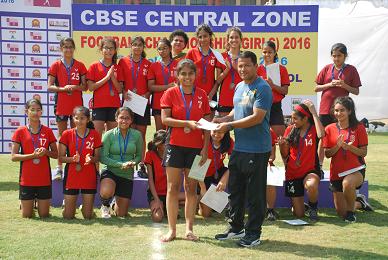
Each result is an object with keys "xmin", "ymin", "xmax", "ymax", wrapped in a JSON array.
[
  {"xmin": 0, "ymin": 0, "xmax": 71, "ymax": 153},
  {"xmin": 72, "ymin": 4, "xmax": 319, "ymax": 118}
]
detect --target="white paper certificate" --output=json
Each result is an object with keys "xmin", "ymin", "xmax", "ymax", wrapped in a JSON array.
[
  {"xmin": 188, "ymin": 155, "xmax": 211, "ymax": 181},
  {"xmin": 338, "ymin": 164, "xmax": 366, "ymax": 178},
  {"xmin": 210, "ymin": 48, "xmax": 226, "ymax": 66},
  {"xmin": 200, "ymin": 184, "xmax": 229, "ymax": 213},
  {"xmin": 197, "ymin": 118, "xmax": 219, "ymax": 131},
  {"xmin": 265, "ymin": 63, "xmax": 281, "ymax": 86},
  {"xmin": 282, "ymin": 219, "xmax": 310, "ymax": 226},
  {"xmin": 122, "ymin": 91, "xmax": 148, "ymax": 116},
  {"xmin": 267, "ymin": 166, "xmax": 285, "ymax": 187}
]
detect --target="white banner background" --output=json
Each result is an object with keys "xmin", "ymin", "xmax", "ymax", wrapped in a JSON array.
[{"xmin": 280, "ymin": 0, "xmax": 388, "ymax": 120}]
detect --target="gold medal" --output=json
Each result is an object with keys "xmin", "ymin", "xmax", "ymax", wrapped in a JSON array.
[
  {"xmin": 110, "ymin": 90, "xmax": 114, "ymax": 96},
  {"xmin": 230, "ymin": 82, "xmax": 235, "ymax": 89},
  {"xmin": 76, "ymin": 163, "xmax": 82, "ymax": 172},
  {"xmin": 184, "ymin": 127, "xmax": 191, "ymax": 134},
  {"xmin": 296, "ymin": 159, "xmax": 301, "ymax": 167}
]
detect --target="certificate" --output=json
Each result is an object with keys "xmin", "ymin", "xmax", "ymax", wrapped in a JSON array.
[
  {"xmin": 188, "ymin": 155, "xmax": 211, "ymax": 181},
  {"xmin": 265, "ymin": 63, "xmax": 281, "ymax": 86},
  {"xmin": 197, "ymin": 118, "xmax": 219, "ymax": 131},
  {"xmin": 122, "ymin": 90, "xmax": 148, "ymax": 117},
  {"xmin": 267, "ymin": 165, "xmax": 285, "ymax": 186},
  {"xmin": 200, "ymin": 184, "xmax": 229, "ymax": 213},
  {"xmin": 338, "ymin": 164, "xmax": 366, "ymax": 178},
  {"xmin": 282, "ymin": 219, "xmax": 310, "ymax": 226},
  {"xmin": 210, "ymin": 48, "xmax": 226, "ymax": 66}
]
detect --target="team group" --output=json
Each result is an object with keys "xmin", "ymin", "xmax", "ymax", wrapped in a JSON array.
[{"xmin": 11, "ymin": 24, "xmax": 370, "ymax": 247}]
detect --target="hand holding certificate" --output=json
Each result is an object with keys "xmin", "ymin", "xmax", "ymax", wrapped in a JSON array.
[
  {"xmin": 200, "ymin": 184, "xmax": 229, "ymax": 213},
  {"xmin": 188, "ymin": 155, "xmax": 211, "ymax": 181},
  {"xmin": 122, "ymin": 90, "xmax": 148, "ymax": 116}
]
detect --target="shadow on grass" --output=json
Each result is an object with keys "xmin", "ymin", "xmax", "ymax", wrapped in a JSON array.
[
  {"xmin": 0, "ymin": 181, "xmax": 19, "ymax": 192},
  {"xmin": 368, "ymin": 197, "xmax": 388, "ymax": 211},
  {"xmin": 31, "ymin": 209, "xmax": 161, "ymax": 228},
  {"xmin": 368, "ymin": 184, "xmax": 388, "ymax": 193},
  {"xmin": 199, "ymin": 237, "xmax": 388, "ymax": 258}
]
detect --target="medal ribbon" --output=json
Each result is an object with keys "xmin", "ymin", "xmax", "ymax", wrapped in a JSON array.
[
  {"xmin": 179, "ymin": 85, "xmax": 195, "ymax": 120},
  {"xmin": 100, "ymin": 60, "xmax": 114, "ymax": 95},
  {"xmin": 118, "ymin": 128, "xmax": 130, "ymax": 162}
]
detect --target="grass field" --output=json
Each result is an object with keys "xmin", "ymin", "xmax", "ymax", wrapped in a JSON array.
[{"xmin": 0, "ymin": 133, "xmax": 387, "ymax": 259}]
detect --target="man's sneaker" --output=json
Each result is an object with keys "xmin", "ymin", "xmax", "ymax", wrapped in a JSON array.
[
  {"xmin": 308, "ymin": 208, "xmax": 319, "ymax": 221},
  {"xmin": 215, "ymin": 227, "xmax": 245, "ymax": 241},
  {"xmin": 356, "ymin": 194, "xmax": 373, "ymax": 211},
  {"xmin": 101, "ymin": 205, "xmax": 111, "ymax": 219},
  {"xmin": 53, "ymin": 168, "xmax": 63, "ymax": 181},
  {"xmin": 237, "ymin": 234, "xmax": 261, "ymax": 248},
  {"xmin": 136, "ymin": 163, "xmax": 148, "ymax": 179},
  {"xmin": 344, "ymin": 211, "xmax": 356, "ymax": 223},
  {"xmin": 266, "ymin": 209, "xmax": 279, "ymax": 221}
]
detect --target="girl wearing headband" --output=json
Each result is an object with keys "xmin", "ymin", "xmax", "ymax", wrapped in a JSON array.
[{"xmin": 278, "ymin": 100, "xmax": 324, "ymax": 221}]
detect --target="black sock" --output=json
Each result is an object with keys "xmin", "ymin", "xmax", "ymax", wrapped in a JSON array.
[
  {"xmin": 100, "ymin": 196, "xmax": 111, "ymax": 207},
  {"xmin": 308, "ymin": 201, "xmax": 318, "ymax": 210}
]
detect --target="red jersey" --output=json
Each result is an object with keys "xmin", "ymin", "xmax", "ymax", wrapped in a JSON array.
[
  {"xmin": 284, "ymin": 124, "xmax": 319, "ymax": 180},
  {"xmin": 160, "ymin": 86, "xmax": 211, "ymax": 149},
  {"xmin": 117, "ymin": 56, "xmax": 151, "ymax": 96},
  {"xmin": 147, "ymin": 60, "xmax": 178, "ymax": 110},
  {"xmin": 206, "ymin": 138, "xmax": 234, "ymax": 177},
  {"xmin": 59, "ymin": 128, "xmax": 102, "ymax": 189},
  {"xmin": 186, "ymin": 48, "xmax": 217, "ymax": 94},
  {"xmin": 48, "ymin": 59, "xmax": 87, "ymax": 115},
  {"xmin": 257, "ymin": 64, "xmax": 290, "ymax": 104},
  {"xmin": 86, "ymin": 61, "xmax": 121, "ymax": 109},
  {"xmin": 323, "ymin": 123, "xmax": 368, "ymax": 181},
  {"xmin": 12, "ymin": 125, "xmax": 57, "ymax": 186},
  {"xmin": 270, "ymin": 128, "xmax": 277, "ymax": 146},
  {"xmin": 144, "ymin": 150, "xmax": 167, "ymax": 196},
  {"xmin": 315, "ymin": 64, "xmax": 361, "ymax": 115},
  {"xmin": 216, "ymin": 52, "xmax": 242, "ymax": 108}
]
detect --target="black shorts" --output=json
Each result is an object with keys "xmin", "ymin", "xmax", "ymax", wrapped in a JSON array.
[
  {"xmin": 163, "ymin": 144, "xmax": 201, "ymax": 169},
  {"xmin": 100, "ymin": 169, "xmax": 134, "ymax": 199},
  {"xmin": 319, "ymin": 114, "xmax": 335, "ymax": 127},
  {"xmin": 152, "ymin": 109, "xmax": 161, "ymax": 116},
  {"xmin": 285, "ymin": 171, "xmax": 321, "ymax": 197},
  {"xmin": 270, "ymin": 102, "xmax": 285, "ymax": 126},
  {"xmin": 92, "ymin": 107, "xmax": 117, "ymax": 122},
  {"xmin": 217, "ymin": 105, "xmax": 233, "ymax": 113},
  {"xmin": 133, "ymin": 104, "xmax": 151, "ymax": 126},
  {"xmin": 63, "ymin": 189, "xmax": 96, "ymax": 195},
  {"xmin": 19, "ymin": 185, "xmax": 51, "ymax": 200},
  {"xmin": 56, "ymin": 115, "xmax": 73, "ymax": 123},
  {"xmin": 204, "ymin": 166, "xmax": 228, "ymax": 189},
  {"xmin": 329, "ymin": 169, "xmax": 365, "ymax": 192},
  {"xmin": 210, "ymin": 94, "xmax": 218, "ymax": 111}
]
